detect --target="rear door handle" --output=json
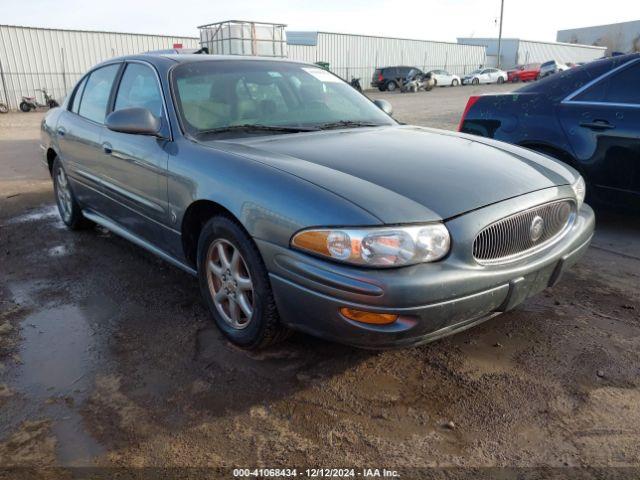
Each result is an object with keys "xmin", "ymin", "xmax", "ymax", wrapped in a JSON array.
[
  {"xmin": 579, "ymin": 120, "xmax": 615, "ymax": 130},
  {"xmin": 102, "ymin": 142, "xmax": 113, "ymax": 155}
]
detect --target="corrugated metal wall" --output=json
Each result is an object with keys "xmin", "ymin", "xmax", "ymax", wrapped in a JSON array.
[
  {"xmin": 557, "ymin": 20, "xmax": 640, "ymax": 55},
  {"xmin": 0, "ymin": 25, "xmax": 198, "ymax": 110},
  {"xmin": 457, "ymin": 37, "xmax": 605, "ymax": 68},
  {"xmin": 517, "ymin": 40, "xmax": 605, "ymax": 65},
  {"xmin": 287, "ymin": 32, "xmax": 486, "ymax": 87}
]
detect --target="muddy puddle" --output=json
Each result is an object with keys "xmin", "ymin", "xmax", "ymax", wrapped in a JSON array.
[{"xmin": 4, "ymin": 302, "xmax": 107, "ymax": 465}]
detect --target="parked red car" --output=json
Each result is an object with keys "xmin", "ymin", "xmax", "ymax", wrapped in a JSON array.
[{"xmin": 507, "ymin": 63, "xmax": 541, "ymax": 82}]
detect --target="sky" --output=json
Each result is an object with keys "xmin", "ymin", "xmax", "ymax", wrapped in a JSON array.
[{"xmin": 2, "ymin": 0, "xmax": 639, "ymax": 42}]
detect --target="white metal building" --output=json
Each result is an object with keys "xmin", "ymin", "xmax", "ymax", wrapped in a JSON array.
[
  {"xmin": 286, "ymin": 31, "xmax": 487, "ymax": 85},
  {"xmin": 557, "ymin": 20, "xmax": 640, "ymax": 55},
  {"xmin": 456, "ymin": 37, "xmax": 605, "ymax": 68},
  {"xmin": 0, "ymin": 25, "xmax": 198, "ymax": 109}
]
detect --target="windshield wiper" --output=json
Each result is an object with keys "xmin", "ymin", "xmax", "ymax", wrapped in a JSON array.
[
  {"xmin": 315, "ymin": 120, "xmax": 384, "ymax": 130},
  {"xmin": 197, "ymin": 124, "xmax": 318, "ymax": 136}
]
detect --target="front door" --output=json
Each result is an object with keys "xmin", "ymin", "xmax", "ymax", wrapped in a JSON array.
[
  {"xmin": 558, "ymin": 59, "xmax": 640, "ymax": 208},
  {"xmin": 98, "ymin": 61, "xmax": 171, "ymax": 240}
]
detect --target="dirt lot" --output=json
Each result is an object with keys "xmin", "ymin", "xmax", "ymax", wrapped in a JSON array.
[{"xmin": 1, "ymin": 84, "xmax": 639, "ymax": 477}]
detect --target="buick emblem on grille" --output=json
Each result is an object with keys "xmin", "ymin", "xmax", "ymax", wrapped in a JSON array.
[{"xmin": 530, "ymin": 215, "xmax": 545, "ymax": 242}]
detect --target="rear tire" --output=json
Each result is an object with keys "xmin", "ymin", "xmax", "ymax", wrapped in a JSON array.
[
  {"xmin": 385, "ymin": 81, "xmax": 397, "ymax": 92},
  {"xmin": 52, "ymin": 158, "xmax": 93, "ymax": 230},
  {"xmin": 197, "ymin": 215, "xmax": 290, "ymax": 349},
  {"xmin": 451, "ymin": 79, "xmax": 459, "ymax": 86},
  {"xmin": 497, "ymin": 77, "xmax": 505, "ymax": 84},
  {"xmin": 0, "ymin": 103, "xmax": 8, "ymax": 114}
]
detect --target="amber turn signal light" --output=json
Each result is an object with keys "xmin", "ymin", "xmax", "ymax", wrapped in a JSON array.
[{"xmin": 339, "ymin": 308, "xmax": 398, "ymax": 325}]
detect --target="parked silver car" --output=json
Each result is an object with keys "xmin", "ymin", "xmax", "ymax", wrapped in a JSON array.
[
  {"xmin": 539, "ymin": 60, "xmax": 570, "ymax": 78},
  {"xmin": 462, "ymin": 68, "xmax": 508, "ymax": 85}
]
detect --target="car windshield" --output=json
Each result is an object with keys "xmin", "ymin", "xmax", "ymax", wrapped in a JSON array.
[
  {"xmin": 171, "ymin": 60, "xmax": 396, "ymax": 138},
  {"xmin": 469, "ymin": 69, "xmax": 482, "ymax": 75}
]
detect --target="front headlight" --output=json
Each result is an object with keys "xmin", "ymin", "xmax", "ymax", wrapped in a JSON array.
[
  {"xmin": 291, "ymin": 224, "xmax": 451, "ymax": 267},
  {"xmin": 572, "ymin": 176, "xmax": 586, "ymax": 209}
]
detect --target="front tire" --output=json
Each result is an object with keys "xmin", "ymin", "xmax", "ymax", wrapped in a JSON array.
[
  {"xmin": 19, "ymin": 101, "xmax": 31, "ymax": 112},
  {"xmin": 472, "ymin": 78, "xmax": 479, "ymax": 85},
  {"xmin": 197, "ymin": 215, "xmax": 289, "ymax": 349},
  {"xmin": 52, "ymin": 158, "xmax": 92, "ymax": 230}
]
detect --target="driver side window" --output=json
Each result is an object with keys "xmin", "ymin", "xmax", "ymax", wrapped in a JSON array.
[{"xmin": 114, "ymin": 63, "xmax": 164, "ymax": 118}]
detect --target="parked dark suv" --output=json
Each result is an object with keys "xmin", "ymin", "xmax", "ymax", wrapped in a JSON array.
[{"xmin": 371, "ymin": 66, "xmax": 423, "ymax": 91}]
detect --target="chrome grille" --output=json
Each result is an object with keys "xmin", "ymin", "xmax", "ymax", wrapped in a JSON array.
[{"xmin": 473, "ymin": 199, "xmax": 575, "ymax": 264}]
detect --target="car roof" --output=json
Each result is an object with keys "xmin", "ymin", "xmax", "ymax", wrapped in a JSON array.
[
  {"xmin": 516, "ymin": 53, "xmax": 640, "ymax": 99},
  {"xmin": 94, "ymin": 53, "xmax": 313, "ymax": 69}
]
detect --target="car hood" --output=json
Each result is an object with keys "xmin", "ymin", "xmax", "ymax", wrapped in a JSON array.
[{"xmin": 200, "ymin": 126, "xmax": 576, "ymax": 224}]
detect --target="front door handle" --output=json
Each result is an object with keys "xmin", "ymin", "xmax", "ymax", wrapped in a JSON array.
[
  {"xmin": 57, "ymin": 127, "xmax": 66, "ymax": 136},
  {"xmin": 579, "ymin": 120, "xmax": 615, "ymax": 130},
  {"xmin": 102, "ymin": 143, "xmax": 113, "ymax": 155}
]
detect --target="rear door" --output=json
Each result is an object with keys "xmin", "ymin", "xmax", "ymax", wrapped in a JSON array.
[
  {"xmin": 98, "ymin": 61, "xmax": 171, "ymax": 239},
  {"xmin": 480, "ymin": 69, "xmax": 492, "ymax": 83},
  {"xmin": 558, "ymin": 59, "xmax": 640, "ymax": 207},
  {"xmin": 56, "ymin": 63, "xmax": 122, "ymax": 209}
]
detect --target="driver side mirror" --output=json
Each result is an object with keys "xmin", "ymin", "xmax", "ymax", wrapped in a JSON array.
[
  {"xmin": 106, "ymin": 107, "xmax": 161, "ymax": 136},
  {"xmin": 373, "ymin": 99, "xmax": 393, "ymax": 116}
]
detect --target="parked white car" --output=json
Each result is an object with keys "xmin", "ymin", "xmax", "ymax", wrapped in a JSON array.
[
  {"xmin": 461, "ymin": 68, "xmax": 508, "ymax": 85},
  {"xmin": 428, "ymin": 69, "xmax": 461, "ymax": 86},
  {"xmin": 538, "ymin": 60, "xmax": 570, "ymax": 78}
]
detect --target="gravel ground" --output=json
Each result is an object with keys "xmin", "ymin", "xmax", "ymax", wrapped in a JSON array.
[{"xmin": 1, "ymin": 85, "xmax": 639, "ymax": 477}]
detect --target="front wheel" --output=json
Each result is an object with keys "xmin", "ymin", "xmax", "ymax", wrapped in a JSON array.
[
  {"xmin": 19, "ymin": 101, "xmax": 31, "ymax": 112},
  {"xmin": 197, "ymin": 216, "xmax": 289, "ymax": 349},
  {"xmin": 472, "ymin": 78, "xmax": 479, "ymax": 85}
]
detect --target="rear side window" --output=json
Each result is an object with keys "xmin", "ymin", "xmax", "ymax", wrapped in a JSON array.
[
  {"xmin": 114, "ymin": 63, "xmax": 163, "ymax": 117},
  {"xmin": 541, "ymin": 61, "xmax": 554, "ymax": 68},
  {"xmin": 78, "ymin": 64, "xmax": 120, "ymax": 124},
  {"xmin": 70, "ymin": 76, "xmax": 87, "ymax": 114},
  {"xmin": 574, "ymin": 62, "xmax": 640, "ymax": 105}
]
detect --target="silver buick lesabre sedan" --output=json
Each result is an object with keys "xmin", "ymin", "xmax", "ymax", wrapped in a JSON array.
[{"xmin": 41, "ymin": 54, "xmax": 594, "ymax": 349}]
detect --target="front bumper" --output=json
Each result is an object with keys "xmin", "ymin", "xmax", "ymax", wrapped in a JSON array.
[{"xmin": 257, "ymin": 188, "xmax": 595, "ymax": 348}]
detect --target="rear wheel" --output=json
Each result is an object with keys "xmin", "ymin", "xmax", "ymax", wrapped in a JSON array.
[
  {"xmin": 451, "ymin": 79, "xmax": 459, "ymax": 86},
  {"xmin": 0, "ymin": 103, "xmax": 8, "ymax": 114},
  {"xmin": 197, "ymin": 215, "xmax": 289, "ymax": 349},
  {"xmin": 52, "ymin": 158, "xmax": 93, "ymax": 230},
  {"xmin": 385, "ymin": 81, "xmax": 397, "ymax": 92},
  {"xmin": 497, "ymin": 77, "xmax": 505, "ymax": 84}
]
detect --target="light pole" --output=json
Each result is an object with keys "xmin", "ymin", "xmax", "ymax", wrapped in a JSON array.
[{"xmin": 496, "ymin": 0, "xmax": 505, "ymax": 69}]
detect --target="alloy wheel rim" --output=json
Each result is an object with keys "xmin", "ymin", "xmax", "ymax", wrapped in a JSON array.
[
  {"xmin": 206, "ymin": 239, "xmax": 254, "ymax": 330},
  {"xmin": 55, "ymin": 167, "xmax": 73, "ymax": 222}
]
